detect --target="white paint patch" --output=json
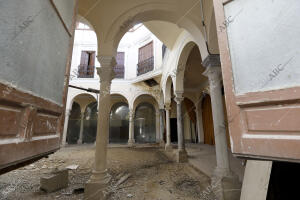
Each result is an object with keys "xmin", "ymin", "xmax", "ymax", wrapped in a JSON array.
[
  {"xmin": 31, "ymin": 135, "xmax": 59, "ymax": 141},
  {"xmin": 243, "ymin": 134, "xmax": 300, "ymax": 140}
]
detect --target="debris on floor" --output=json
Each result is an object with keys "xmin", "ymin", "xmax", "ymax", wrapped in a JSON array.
[{"xmin": 0, "ymin": 145, "xmax": 216, "ymax": 200}]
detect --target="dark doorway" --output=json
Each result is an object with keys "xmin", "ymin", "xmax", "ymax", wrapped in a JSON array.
[
  {"xmin": 202, "ymin": 94, "xmax": 215, "ymax": 145},
  {"xmin": 267, "ymin": 161, "xmax": 300, "ymax": 200},
  {"xmin": 134, "ymin": 102, "xmax": 156, "ymax": 143},
  {"xmin": 83, "ymin": 102, "xmax": 97, "ymax": 143},
  {"xmin": 109, "ymin": 102, "xmax": 129, "ymax": 143},
  {"xmin": 170, "ymin": 118, "xmax": 178, "ymax": 143},
  {"xmin": 66, "ymin": 102, "xmax": 81, "ymax": 144}
]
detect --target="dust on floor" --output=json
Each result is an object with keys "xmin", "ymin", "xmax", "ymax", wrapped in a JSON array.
[{"xmin": 0, "ymin": 145, "xmax": 217, "ymax": 200}]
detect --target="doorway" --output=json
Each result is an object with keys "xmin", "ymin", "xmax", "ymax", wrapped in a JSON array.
[
  {"xmin": 170, "ymin": 118, "xmax": 178, "ymax": 143},
  {"xmin": 202, "ymin": 94, "xmax": 215, "ymax": 145}
]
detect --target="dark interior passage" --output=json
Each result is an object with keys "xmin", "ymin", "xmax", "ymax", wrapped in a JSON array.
[
  {"xmin": 109, "ymin": 103, "xmax": 129, "ymax": 143},
  {"xmin": 83, "ymin": 102, "xmax": 97, "ymax": 143},
  {"xmin": 202, "ymin": 94, "xmax": 215, "ymax": 145},
  {"xmin": 134, "ymin": 102, "xmax": 156, "ymax": 143},
  {"xmin": 267, "ymin": 161, "xmax": 300, "ymax": 200},
  {"xmin": 66, "ymin": 102, "xmax": 81, "ymax": 144},
  {"xmin": 170, "ymin": 118, "xmax": 178, "ymax": 143}
]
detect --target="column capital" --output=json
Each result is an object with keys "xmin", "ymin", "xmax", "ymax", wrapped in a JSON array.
[
  {"xmin": 96, "ymin": 67, "xmax": 115, "ymax": 84},
  {"xmin": 203, "ymin": 66, "xmax": 222, "ymax": 87},
  {"xmin": 165, "ymin": 104, "xmax": 171, "ymax": 110},
  {"xmin": 202, "ymin": 54, "xmax": 221, "ymax": 68},
  {"xmin": 174, "ymin": 92, "xmax": 184, "ymax": 104},
  {"xmin": 96, "ymin": 55, "xmax": 116, "ymax": 84},
  {"xmin": 97, "ymin": 55, "xmax": 117, "ymax": 68}
]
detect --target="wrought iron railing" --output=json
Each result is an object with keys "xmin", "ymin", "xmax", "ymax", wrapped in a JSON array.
[
  {"xmin": 78, "ymin": 65, "xmax": 95, "ymax": 78},
  {"xmin": 137, "ymin": 56, "xmax": 154, "ymax": 76},
  {"xmin": 114, "ymin": 65, "xmax": 125, "ymax": 79}
]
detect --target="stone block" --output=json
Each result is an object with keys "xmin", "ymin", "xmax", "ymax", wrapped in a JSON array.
[{"xmin": 40, "ymin": 169, "xmax": 68, "ymax": 192}]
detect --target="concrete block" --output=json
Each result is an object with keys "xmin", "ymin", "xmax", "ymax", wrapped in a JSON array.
[{"xmin": 40, "ymin": 169, "xmax": 68, "ymax": 192}]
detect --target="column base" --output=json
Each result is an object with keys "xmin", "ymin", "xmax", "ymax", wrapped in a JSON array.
[
  {"xmin": 159, "ymin": 140, "xmax": 165, "ymax": 147},
  {"xmin": 128, "ymin": 139, "xmax": 135, "ymax": 147},
  {"xmin": 176, "ymin": 149, "xmax": 188, "ymax": 163},
  {"xmin": 211, "ymin": 168, "xmax": 241, "ymax": 200},
  {"xmin": 165, "ymin": 143, "xmax": 173, "ymax": 151},
  {"xmin": 77, "ymin": 140, "xmax": 83, "ymax": 144},
  {"xmin": 213, "ymin": 167, "xmax": 234, "ymax": 178},
  {"xmin": 84, "ymin": 169, "xmax": 111, "ymax": 200}
]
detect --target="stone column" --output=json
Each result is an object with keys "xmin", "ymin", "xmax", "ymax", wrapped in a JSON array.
[
  {"xmin": 203, "ymin": 55, "xmax": 231, "ymax": 177},
  {"xmin": 77, "ymin": 110, "xmax": 85, "ymax": 144},
  {"xmin": 164, "ymin": 104, "xmax": 172, "ymax": 150},
  {"xmin": 159, "ymin": 109, "xmax": 165, "ymax": 146},
  {"xmin": 85, "ymin": 56, "xmax": 115, "ymax": 200},
  {"xmin": 175, "ymin": 92, "xmax": 188, "ymax": 163},
  {"xmin": 128, "ymin": 109, "xmax": 135, "ymax": 146},
  {"xmin": 195, "ymin": 103, "xmax": 204, "ymax": 143},
  {"xmin": 62, "ymin": 108, "xmax": 71, "ymax": 146}
]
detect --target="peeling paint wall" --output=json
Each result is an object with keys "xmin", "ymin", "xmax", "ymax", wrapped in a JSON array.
[{"xmin": 0, "ymin": 0, "xmax": 73, "ymax": 105}]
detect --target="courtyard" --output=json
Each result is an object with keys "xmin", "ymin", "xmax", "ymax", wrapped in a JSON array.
[{"xmin": 0, "ymin": 145, "xmax": 217, "ymax": 200}]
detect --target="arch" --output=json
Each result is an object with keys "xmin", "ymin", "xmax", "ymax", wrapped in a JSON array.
[
  {"xmin": 174, "ymin": 41, "xmax": 198, "ymax": 93},
  {"xmin": 66, "ymin": 102, "xmax": 81, "ymax": 144},
  {"xmin": 71, "ymin": 93, "xmax": 97, "ymax": 113},
  {"xmin": 132, "ymin": 93, "xmax": 159, "ymax": 112},
  {"xmin": 109, "ymin": 102, "xmax": 130, "ymax": 143},
  {"xmin": 88, "ymin": 2, "xmax": 208, "ymax": 59},
  {"xmin": 134, "ymin": 102, "xmax": 156, "ymax": 143},
  {"xmin": 110, "ymin": 93, "xmax": 129, "ymax": 110},
  {"xmin": 77, "ymin": 14, "xmax": 97, "ymax": 32},
  {"xmin": 163, "ymin": 76, "xmax": 174, "ymax": 106}
]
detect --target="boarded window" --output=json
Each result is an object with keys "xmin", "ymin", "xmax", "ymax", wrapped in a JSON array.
[
  {"xmin": 137, "ymin": 41, "xmax": 154, "ymax": 76},
  {"xmin": 114, "ymin": 52, "xmax": 125, "ymax": 79},
  {"xmin": 78, "ymin": 51, "xmax": 95, "ymax": 78}
]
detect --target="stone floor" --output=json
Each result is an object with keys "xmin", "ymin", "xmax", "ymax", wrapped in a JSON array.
[
  {"xmin": 185, "ymin": 143, "xmax": 245, "ymax": 182},
  {"xmin": 0, "ymin": 144, "xmax": 218, "ymax": 200}
]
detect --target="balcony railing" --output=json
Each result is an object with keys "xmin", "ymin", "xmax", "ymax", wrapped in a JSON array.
[
  {"xmin": 137, "ymin": 56, "xmax": 154, "ymax": 76},
  {"xmin": 78, "ymin": 65, "xmax": 95, "ymax": 78},
  {"xmin": 114, "ymin": 65, "xmax": 125, "ymax": 79}
]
